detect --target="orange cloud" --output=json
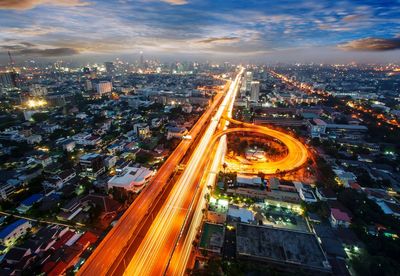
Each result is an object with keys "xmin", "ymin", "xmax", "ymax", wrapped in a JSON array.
[
  {"xmin": 339, "ymin": 37, "xmax": 400, "ymax": 51},
  {"xmin": 160, "ymin": 0, "xmax": 187, "ymax": 5},
  {"xmin": 0, "ymin": 0, "xmax": 90, "ymax": 10}
]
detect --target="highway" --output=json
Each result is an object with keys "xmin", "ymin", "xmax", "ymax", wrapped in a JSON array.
[
  {"xmin": 165, "ymin": 69, "xmax": 240, "ymax": 276},
  {"xmin": 122, "ymin": 69, "xmax": 244, "ymax": 276},
  {"xmin": 164, "ymin": 69, "xmax": 308, "ymax": 275},
  {"xmin": 78, "ymin": 81, "xmax": 228, "ymax": 276},
  {"xmin": 80, "ymin": 68, "xmax": 308, "ymax": 276}
]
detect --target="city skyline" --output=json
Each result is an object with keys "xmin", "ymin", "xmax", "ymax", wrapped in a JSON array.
[{"xmin": 1, "ymin": 0, "xmax": 400, "ymax": 64}]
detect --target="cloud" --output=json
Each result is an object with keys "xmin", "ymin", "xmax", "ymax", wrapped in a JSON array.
[
  {"xmin": 342, "ymin": 14, "xmax": 365, "ymax": 22},
  {"xmin": 18, "ymin": 47, "xmax": 79, "ymax": 56},
  {"xmin": 0, "ymin": 0, "xmax": 90, "ymax": 10},
  {"xmin": 2, "ymin": 26, "xmax": 65, "ymax": 36},
  {"xmin": 197, "ymin": 37, "xmax": 240, "ymax": 44},
  {"xmin": 318, "ymin": 24, "xmax": 352, "ymax": 32},
  {"xmin": 159, "ymin": 0, "xmax": 187, "ymax": 5},
  {"xmin": 0, "ymin": 42, "xmax": 79, "ymax": 57},
  {"xmin": 338, "ymin": 37, "xmax": 400, "ymax": 51}
]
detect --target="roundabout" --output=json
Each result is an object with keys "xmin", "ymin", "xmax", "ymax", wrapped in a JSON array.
[{"xmin": 212, "ymin": 117, "xmax": 309, "ymax": 174}]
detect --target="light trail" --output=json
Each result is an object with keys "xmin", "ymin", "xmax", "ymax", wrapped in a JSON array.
[
  {"xmin": 165, "ymin": 70, "xmax": 241, "ymax": 276},
  {"xmin": 78, "ymin": 79, "xmax": 228, "ymax": 276},
  {"xmin": 166, "ymin": 69, "xmax": 308, "ymax": 275},
  {"xmin": 122, "ymin": 69, "xmax": 244, "ymax": 276}
]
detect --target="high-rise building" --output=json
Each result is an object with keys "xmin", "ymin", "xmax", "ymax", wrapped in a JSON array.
[
  {"xmin": 245, "ymin": 71, "xmax": 253, "ymax": 92},
  {"xmin": 96, "ymin": 81, "xmax": 112, "ymax": 95},
  {"xmin": 139, "ymin": 51, "xmax": 144, "ymax": 69},
  {"xmin": 85, "ymin": 79, "xmax": 93, "ymax": 91},
  {"xmin": 0, "ymin": 72, "xmax": 17, "ymax": 88},
  {"xmin": 250, "ymin": 81, "xmax": 260, "ymax": 102},
  {"xmin": 29, "ymin": 84, "xmax": 48, "ymax": 96},
  {"xmin": 104, "ymin": 62, "xmax": 115, "ymax": 74}
]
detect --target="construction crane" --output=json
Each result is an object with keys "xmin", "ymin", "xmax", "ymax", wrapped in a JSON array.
[{"xmin": 8, "ymin": 51, "xmax": 16, "ymax": 72}]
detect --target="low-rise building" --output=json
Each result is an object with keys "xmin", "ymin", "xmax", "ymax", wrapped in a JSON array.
[
  {"xmin": 59, "ymin": 139, "xmax": 76, "ymax": 152},
  {"xmin": 198, "ymin": 223, "xmax": 225, "ymax": 255},
  {"xmin": 16, "ymin": 194, "xmax": 44, "ymax": 213},
  {"xmin": 333, "ymin": 169, "xmax": 357, "ymax": 188},
  {"xmin": 43, "ymin": 170, "xmax": 76, "ymax": 190},
  {"xmin": 80, "ymin": 153, "xmax": 105, "ymax": 178},
  {"xmin": 237, "ymin": 174, "xmax": 263, "ymax": 188},
  {"xmin": 133, "ymin": 123, "xmax": 151, "ymax": 140},
  {"xmin": 316, "ymin": 187, "xmax": 337, "ymax": 201},
  {"xmin": 308, "ymin": 118, "xmax": 327, "ymax": 138},
  {"xmin": 166, "ymin": 126, "xmax": 188, "ymax": 140},
  {"xmin": 0, "ymin": 182, "xmax": 17, "ymax": 200},
  {"xmin": 294, "ymin": 182, "xmax": 318, "ymax": 203},
  {"xmin": 330, "ymin": 208, "xmax": 352, "ymax": 228},
  {"xmin": 107, "ymin": 166, "xmax": 153, "ymax": 193},
  {"xmin": 207, "ymin": 197, "xmax": 228, "ymax": 224},
  {"xmin": 26, "ymin": 135, "xmax": 42, "ymax": 144},
  {"xmin": 227, "ymin": 205, "xmax": 254, "ymax": 223},
  {"xmin": 0, "ymin": 219, "xmax": 32, "ymax": 247},
  {"xmin": 236, "ymin": 223, "xmax": 331, "ymax": 274}
]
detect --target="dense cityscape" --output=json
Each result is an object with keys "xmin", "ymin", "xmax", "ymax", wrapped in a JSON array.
[{"xmin": 1, "ymin": 1, "xmax": 400, "ymax": 276}]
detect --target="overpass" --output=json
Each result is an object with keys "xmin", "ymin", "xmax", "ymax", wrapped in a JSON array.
[
  {"xmin": 214, "ymin": 116, "xmax": 309, "ymax": 174},
  {"xmin": 79, "ymin": 68, "xmax": 308, "ymax": 276}
]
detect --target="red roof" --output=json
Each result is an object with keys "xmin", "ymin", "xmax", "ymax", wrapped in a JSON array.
[
  {"xmin": 52, "ymin": 230, "xmax": 75, "ymax": 250},
  {"xmin": 331, "ymin": 208, "xmax": 351, "ymax": 222},
  {"xmin": 42, "ymin": 260, "xmax": 57, "ymax": 274},
  {"xmin": 48, "ymin": 261, "xmax": 68, "ymax": 276},
  {"xmin": 76, "ymin": 231, "xmax": 98, "ymax": 247},
  {"xmin": 350, "ymin": 182, "xmax": 362, "ymax": 190}
]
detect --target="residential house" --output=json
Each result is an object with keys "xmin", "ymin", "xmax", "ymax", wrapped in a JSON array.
[{"xmin": 0, "ymin": 219, "xmax": 32, "ymax": 247}]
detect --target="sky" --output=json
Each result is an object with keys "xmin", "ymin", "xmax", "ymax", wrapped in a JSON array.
[{"xmin": 0, "ymin": 0, "xmax": 400, "ymax": 64}]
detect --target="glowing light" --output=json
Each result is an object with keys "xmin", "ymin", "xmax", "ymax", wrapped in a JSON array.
[{"xmin": 26, "ymin": 99, "xmax": 47, "ymax": 108}]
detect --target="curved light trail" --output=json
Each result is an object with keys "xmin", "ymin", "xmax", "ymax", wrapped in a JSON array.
[{"xmin": 212, "ymin": 121, "xmax": 309, "ymax": 174}]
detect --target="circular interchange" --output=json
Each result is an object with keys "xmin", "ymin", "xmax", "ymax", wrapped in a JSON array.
[{"xmin": 213, "ymin": 118, "xmax": 309, "ymax": 175}]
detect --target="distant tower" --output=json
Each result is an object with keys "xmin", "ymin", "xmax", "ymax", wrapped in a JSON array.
[
  {"xmin": 139, "ymin": 51, "xmax": 144, "ymax": 69},
  {"xmin": 250, "ymin": 81, "xmax": 260, "ymax": 102},
  {"xmin": 104, "ymin": 62, "xmax": 115, "ymax": 75},
  {"xmin": 8, "ymin": 51, "xmax": 15, "ymax": 68}
]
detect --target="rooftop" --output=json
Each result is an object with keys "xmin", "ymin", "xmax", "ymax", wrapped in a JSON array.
[
  {"xmin": 0, "ymin": 219, "xmax": 30, "ymax": 239},
  {"xmin": 236, "ymin": 223, "xmax": 330, "ymax": 272},
  {"xmin": 108, "ymin": 166, "xmax": 153, "ymax": 188},
  {"xmin": 20, "ymin": 193, "xmax": 43, "ymax": 207},
  {"xmin": 199, "ymin": 223, "xmax": 224, "ymax": 251}
]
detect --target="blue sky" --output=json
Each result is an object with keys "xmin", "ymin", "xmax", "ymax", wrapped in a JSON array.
[{"xmin": 0, "ymin": 0, "xmax": 400, "ymax": 63}]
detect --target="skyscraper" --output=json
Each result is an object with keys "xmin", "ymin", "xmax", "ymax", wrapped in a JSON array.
[
  {"xmin": 104, "ymin": 62, "xmax": 115, "ymax": 75},
  {"xmin": 250, "ymin": 81, "xmax": 260, "ymax": 102},
  {"xmin": 0, "ymin": 72, "xmax": 17, "ymax": 88}
]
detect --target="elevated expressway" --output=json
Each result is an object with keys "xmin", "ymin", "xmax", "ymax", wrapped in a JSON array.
[
  {"xmin": 121, "ymin": 69, "xmax": 245, "ymax": 276},
  {"xmin": 80, "ymin": 68, "xmax": 308, "ymax": 276},
  {"xmin": 213, "ymin": 117, "xmax": 309, "ymax": 174},
  {"xmin": 78, "ymin": 79, "xmax": 229, "ymax": 276},
  {"xmin": 165, "ymin": 78, "xmax": 309, "ymax": 276}
]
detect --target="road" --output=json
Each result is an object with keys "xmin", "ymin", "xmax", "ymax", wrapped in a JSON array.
[
  {"xmin": 80, "ymin": 68, "xmax": 308, "ymax": 276},
  {"xmin": 78, "ymin": 81, "xmax": 228, "ymax": 276},
  {"xmin": 212, "ymin": 119, "xmax": 309, "ymax": 174},
  {"xmin": 0, "ymin": 210, "xmax": 89, "ymax": 231},
  {"xmin": 165, "ymin": 69, "xmax": 308, "ymax": 275},
  {"xmin": 165, "ymin": 69, "xmax": 240, "ymax": 276},
  {"xmin": 122, "ymin": 69, "xmax": 244, "ymax": 276}
]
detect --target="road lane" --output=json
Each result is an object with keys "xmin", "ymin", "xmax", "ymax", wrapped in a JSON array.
[{"xmin": 78, "ymin": 81, "xmax": 228, "ymax": 276}]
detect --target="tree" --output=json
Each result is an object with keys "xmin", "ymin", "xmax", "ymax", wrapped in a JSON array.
[
  {"xmin": 135, "ymin": 151, "xmax": 153, "ymax": 164},
  {"xmin": 32, "ymin": 112, "xmax": 49, "ymax": 123}
]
